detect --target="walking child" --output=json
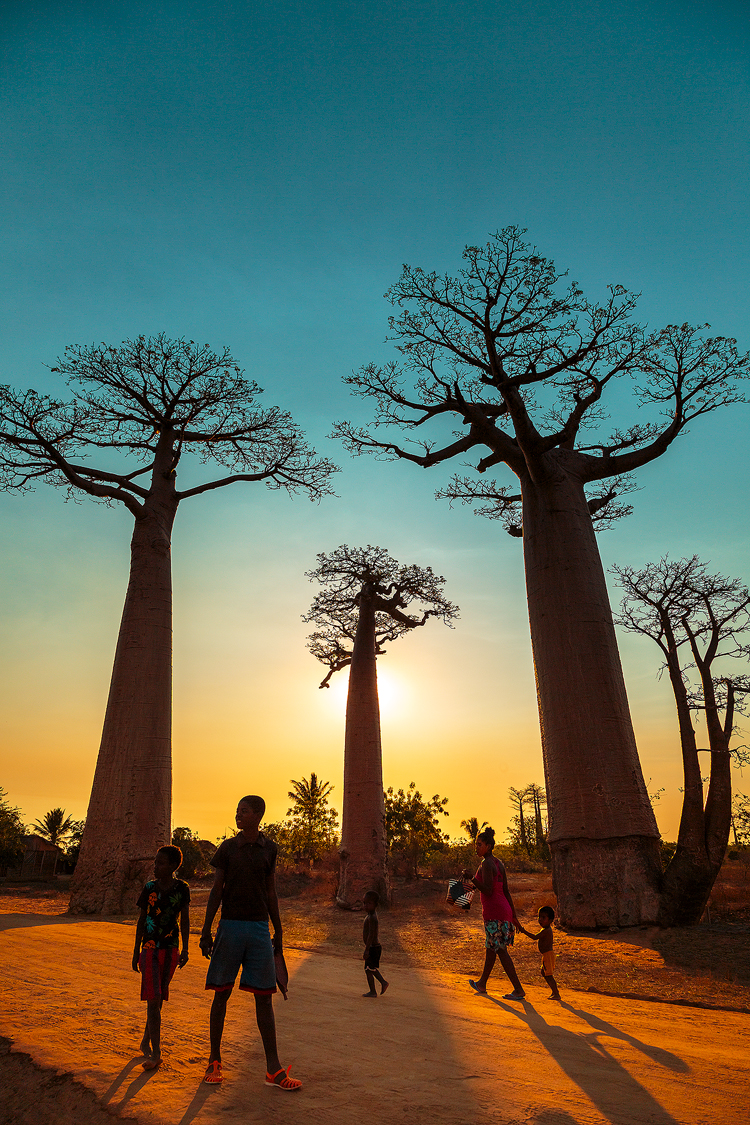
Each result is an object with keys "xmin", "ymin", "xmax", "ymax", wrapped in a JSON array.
[
  {"xmin": 520, "ymin": 906, "xmax": 561, "ymax": 1000},
  {"xmin": 200, "ymin": 795, "xmax": 301, "ymax": 1091},
  {"xmin": 132, "ymin": 845, "xmax": 190, "ymax": 1070},
  {"xmin": 362, "ymin": 891, "xmax": 389, "ymax": 997}
]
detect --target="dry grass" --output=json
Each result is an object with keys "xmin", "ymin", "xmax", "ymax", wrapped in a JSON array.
[
  {"xmin": 3, "ymin": 862, "xmax": 749, "ymax": 1012},
  {"xmin": 704, "ymin": 859, "xmax": 750, "ymax": 921}
]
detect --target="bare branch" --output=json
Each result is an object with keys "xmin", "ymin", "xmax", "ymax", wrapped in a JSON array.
[
  {"xmin": 437, "ymin": 475, "xmax": 523, "ymax": 537},
  {"xmin": 2, "ymin": 336, "xmax": 339, "ymax": 514},
  {"xmin": 335, "ymin": 230, "xmax": 747, "ymax": 503}
]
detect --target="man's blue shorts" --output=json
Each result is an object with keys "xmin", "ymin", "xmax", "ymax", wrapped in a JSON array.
[{"xmin": 205, "ymin": 919, "xmax": 277, "ymax": 995}]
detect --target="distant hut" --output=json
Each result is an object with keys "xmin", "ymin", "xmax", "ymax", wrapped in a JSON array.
[{"xmin": 6, "ymin": 835, "xmax": 64, "ymax": 880}]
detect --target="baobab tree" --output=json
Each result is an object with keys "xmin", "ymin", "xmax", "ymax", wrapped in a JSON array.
[
  {"xmin": 613, "ymin": 556, "xmax": 750, "ymax": 924},
  {"xmin": 0, "ymin": 335, "xmax": 336, "ymax": 913},
  {"xmin": 304, "ymin": 545, "xmax": 458, "ymax": 907},
  {"xmin": 333, "ymin": 226, "xmax": 748, "ymax": 927}
]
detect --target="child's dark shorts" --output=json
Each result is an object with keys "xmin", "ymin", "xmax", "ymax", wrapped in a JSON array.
[
  {"xmin": 139, "ymin": 945, "xmax": 180, "ymax": 1002},
  {"xmin": 365, "ymin": 943, "xmax": 382, "ymax": 970},
  {"xmin": 205, "ymin": 919, "xmax": 277, "ymax": 995}
]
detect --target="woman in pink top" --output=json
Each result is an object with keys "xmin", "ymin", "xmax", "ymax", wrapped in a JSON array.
[{"xmin": 462, "ymin": 827, "xmax": 525, "ymax": 999}]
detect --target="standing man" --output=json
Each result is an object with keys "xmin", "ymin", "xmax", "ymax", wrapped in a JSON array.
[{"xmin": 200, "ymin": 794, "xmax": 302, "ymax": 1091}]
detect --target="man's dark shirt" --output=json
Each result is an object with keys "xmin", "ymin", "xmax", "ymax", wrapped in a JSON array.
[{"xmin": 211, "ymin": 831, "xmax": 277, "ymax": 921}]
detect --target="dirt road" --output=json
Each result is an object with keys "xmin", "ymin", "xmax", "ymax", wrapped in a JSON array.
[{"xmin": 1, "ymin": 914, "xmax": 748, "ymax": 1125}]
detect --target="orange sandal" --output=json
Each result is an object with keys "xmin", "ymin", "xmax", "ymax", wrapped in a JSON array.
[
  {"xmin": 203, "ymin": 1060, "xmax": 223, "ymax": 1084},
  {"xmin": 265, "ymin": 1065, "xmax": 302, "ymax": 1091}
]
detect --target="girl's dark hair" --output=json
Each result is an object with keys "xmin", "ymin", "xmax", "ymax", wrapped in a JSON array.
[
  {"xmin": 477, "ymin": 826, "xmax": 495, "ymax": 848},
  {"xmin": 540, "ymin": 905, "xmax": 555, "ymax": 921}
]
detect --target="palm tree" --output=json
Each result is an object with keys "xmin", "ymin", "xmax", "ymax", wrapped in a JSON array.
[
  {"xmin": 31, "ymin": 808, "xmax": 76, "ymax": 848},
  {"xmin": 287, "ymin": 774, "xmax": 338, "ymax": 864},
  {"xmin": 460, "ymin": 816, "xmax": 487, "ymax": 840}
]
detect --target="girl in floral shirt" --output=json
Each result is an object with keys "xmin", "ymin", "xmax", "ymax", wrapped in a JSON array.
[{"xmin": 132, "ymin": 845, "xmax": 190, "ymax": 1070}]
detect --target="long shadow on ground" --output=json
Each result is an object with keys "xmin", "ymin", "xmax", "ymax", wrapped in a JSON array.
[
  {"xmin": 188, "ymin": 916, "xmax": 487, "ymax": 1125},
  {"xmin": 0, "ymin": 913, "xmax": 94, "ymax": 932},
  {"xmin": 0, "ymin": 1036, "xmax": 140, "ymax": 1125},
  {"xmin": 479, "ymin": 992, "xmax": 685, "ymax": 1125}
]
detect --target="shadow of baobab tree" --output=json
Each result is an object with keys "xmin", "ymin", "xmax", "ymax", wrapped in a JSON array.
[
  {"xmin": 273, "ymin": 929, "xmax": 486, "ymax": 1125},
  {"xmin": 482, "ymin": 994, "xmax": 685, "ymax": 1125}
]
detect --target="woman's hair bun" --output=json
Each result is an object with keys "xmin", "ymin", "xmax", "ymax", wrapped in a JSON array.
[{"xmin": 477, "ymin": 825, "xmax": 495, "ymax": 846}]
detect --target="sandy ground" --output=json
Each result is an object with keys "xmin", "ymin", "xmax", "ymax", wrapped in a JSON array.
[{"xmin": 1, "ymin": 914, "xmax": 749, "ymax": 1125}]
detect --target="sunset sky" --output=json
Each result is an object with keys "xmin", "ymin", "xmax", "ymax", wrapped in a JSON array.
[{"xmin": 1, "ymin": 0, "xmax": 748, "ymax": 844}]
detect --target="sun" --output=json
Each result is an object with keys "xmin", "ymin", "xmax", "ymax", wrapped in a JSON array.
[{"xmin": 325, "ymin": 666, "xmax": 405, "ymax": 721}]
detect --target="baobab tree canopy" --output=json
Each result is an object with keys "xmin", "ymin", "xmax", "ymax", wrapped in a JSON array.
[
  {"xmin": 305, "ymin": 544, "xmax": 459, "ymax": 688},
  {"xmin": 0, "ymin": 335, "xmax": 336, "ymax": 506},
  {"xmin": 334, "ymin": 228, "xmax": 747, "ymax": 526},
  {"xmin": 0, "ymin": 335, "xmax": 337, "ymax": 914},
  {"xmin": 334, "ymin": 227, "xmax": 749, "ymax": 927}
]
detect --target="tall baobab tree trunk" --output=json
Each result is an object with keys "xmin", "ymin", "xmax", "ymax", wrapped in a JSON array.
[
  {"xmin": 337, "ymin": 589, "xmax": 389, "ymax": 909},
  {"xmin": 657, "ymin": 644, "xmax": 716, "ymax": 924},
  {"xmin": 69, "ymin": 483, "xmax": 177, "ymax": 914},
  {"xmin": 700, "ymin": 676, "xmax": 733, "ymax": 872},
  {"xmin": 522, "ymin": 471, "xmax": 662, "ymax": 927}
]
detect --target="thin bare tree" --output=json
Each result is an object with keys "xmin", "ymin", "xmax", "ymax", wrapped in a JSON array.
[
  {"xmin": 508, "ymin": 787, "xmax": 532, "ymax": 855},
  {"xmin": 333, "ymin": 227, "xmax": 748, "ymax": 926},
  {"xmin": 304, "ymin": 545, "xmax": 458, "ymax": 907},
  {"xmin": 525, "ymin": 782, "xmax": 550, "ymax": 861},
  {"xmin": 0, "ymin": 335, "xmax": 337, "ymax": 913},
  {"xmin": 613, "ymin": 556, "xmax": 750, "ymax": 924}
]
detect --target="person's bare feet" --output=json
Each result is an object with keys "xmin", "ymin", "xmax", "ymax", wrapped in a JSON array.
[
  {"xmin": 380, "ymin": 980, "xmax": 389, "ymax": 995},
  {"xmin": 362, "ymin": 990, "xmax": 378, "ymax": 997},
  {"xmin": 142, "ymin": 1056, "xmax": 161, "ymax": 1071}
]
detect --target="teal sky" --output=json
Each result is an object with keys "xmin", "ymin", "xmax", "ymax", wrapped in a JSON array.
[{"xmin": 1, "ymin": 0, "xmax": 748, "ymax": 842}]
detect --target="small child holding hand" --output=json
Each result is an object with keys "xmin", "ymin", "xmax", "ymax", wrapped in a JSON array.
[{"xmin": 520, "ymin": 906, "xmax": 561, "ymax": 1001}]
